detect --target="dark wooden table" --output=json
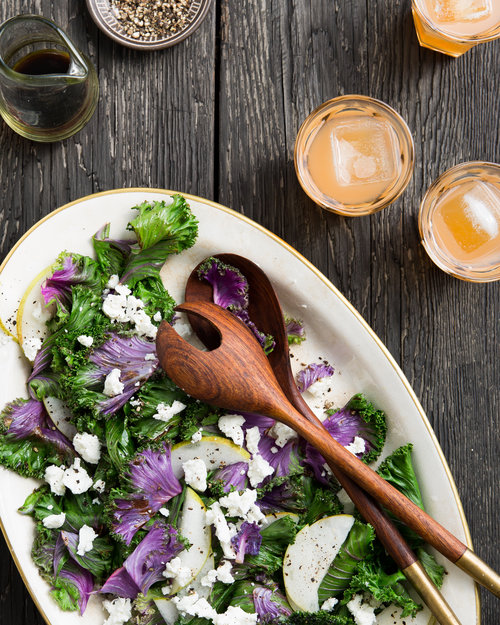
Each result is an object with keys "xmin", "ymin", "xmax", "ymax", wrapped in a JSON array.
[{"xmin": 0, "ymin": 1, "xmax": 498, "ymax": 624}]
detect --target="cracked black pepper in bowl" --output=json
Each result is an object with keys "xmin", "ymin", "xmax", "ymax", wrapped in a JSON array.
[{"xmin": 86, "ymin": 0, "xmax": 213, "ymax": 50}]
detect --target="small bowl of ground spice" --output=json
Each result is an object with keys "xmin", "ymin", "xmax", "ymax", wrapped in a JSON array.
[{"xmin": 86, "ymin": 0, "xmax": 213, "ymax": 49}]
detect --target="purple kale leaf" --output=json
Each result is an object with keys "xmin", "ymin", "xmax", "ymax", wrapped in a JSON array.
[
  {"xmin": 53, "ymin": 533, "xmax": 94, "ymax": 614},
  {"xmin": 285, "ymin": 315, "xmax": 306, "ymax": 345},
  {"xmin": 0, "ymin": 398, "xmax": 74, "ymax": 477},
  {"xmin": 111, "ymin": 443, "xmax": 182, "ymax": 544},
  {"xmin": 257, "ymin": 433, "xmax": 301, "ymax": 478},
  {"xmin": 197, "ymin": 257, "xmax": 248, "ymax": 310},
  {"xmin": 197, "ymin": 257, "xmax": 274, "ymax": 353},
  {"xmin": 42, "ymin": 253, "xmax": 105, "ymax": 311},
  {"xmin": 296, "ymin": 362, "xmax": 334, "ymax": 393},
  {"xmin": 304, "ymin": 394, "xmax": 387, "ymax": 483},
  {"xmin": 211, "ymin": 462, "xmax": 248, "ymax": 493},
  {"xmin": 100, "ymin": 522, "xmax": 183, "ymax": 598},
  {"xmin": 253, "ymin": 584, "xmax": 292, "ymax": 622},
  {"xmin": 63, "ymin": 333, "xmax": 158, "ymax": 416},
  {"xmin": 231, "ymin": 522, "xmax": 262, "ymax": 563}
]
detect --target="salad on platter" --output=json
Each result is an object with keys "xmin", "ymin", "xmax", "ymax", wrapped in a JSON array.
[{"xmin": 0, "ymin": 195, "xmax": 445, "ymax": 625}]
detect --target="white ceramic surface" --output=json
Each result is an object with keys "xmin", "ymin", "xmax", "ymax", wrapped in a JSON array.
[{"xmin": 0, "ymin": 189, "xmax": 478, "ymax": 625}]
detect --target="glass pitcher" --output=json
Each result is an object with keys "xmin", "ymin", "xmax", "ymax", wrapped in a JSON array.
[{"xmin": 0, "ymin": 15, "xmax": 99, "ymax": 142}]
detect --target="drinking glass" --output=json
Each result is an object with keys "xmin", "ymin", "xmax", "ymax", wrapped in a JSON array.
[
  {"xmin": 419, "ymin": 162, "xmax": 500, "ymax": 282},
  {"xmin": 294, "ymin": 96, "xmax": 414, "ymax": 217},
  {"xmin": 412, "ymin": 0, "xmax": 500, "ymax": 57}
]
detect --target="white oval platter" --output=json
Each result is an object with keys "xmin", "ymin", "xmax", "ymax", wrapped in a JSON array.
[{"xmin": 0, "ymin": 189, "xmax": 478, "ymax": 625}]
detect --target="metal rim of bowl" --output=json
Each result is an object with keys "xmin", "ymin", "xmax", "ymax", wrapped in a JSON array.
[{"xmin": 85, "ymin": 0, "xmax": 213, "ymax": 50}]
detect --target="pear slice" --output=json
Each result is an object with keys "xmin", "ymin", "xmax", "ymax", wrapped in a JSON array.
[
  {"xmin": 376, "ymin": 602, "xmax": 433, "ymax": 625},
  {"xmin": 153, "ymin": 597, "xmax": 178, "ymax": 625},
  {"xmin": 170, "ymin": 487, "xmax": 212, "ymax": 594},
  {"xmin": 0, "ymin": 318, "xmax": 16, "ymax": 342},
  {"xmin": 154, "ymin": 554, "xmax": 215, "ymax": 624},
  {"xmin": 171, "ymin": 435, "xmax": 250, "ymax": 479},
  {"xmin": 42, "ymin": 396, "xmax": 77, "ymax": 440},
  {"xmin": 261, "ymin": 511, "xmax": 299, "ymax": 529},
  {"xmin": 16, "ymin": 264, "xmax": 56, "ymax": 355},
  {"xmin": 283, "ymin": 514, "xmax": 355, "ymax": 613}
]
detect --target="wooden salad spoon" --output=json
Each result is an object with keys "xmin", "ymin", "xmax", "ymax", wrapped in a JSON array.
[
  {"xmin": 183, "ymin": 254, "xmax": 461, "ymax": 625},
  {"xmin": 156, "ymin": 299, "xmax": 500, "ymax": 602}
]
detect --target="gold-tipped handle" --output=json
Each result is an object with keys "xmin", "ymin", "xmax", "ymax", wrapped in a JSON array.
[
  {"xmin": 455, "ymin": 548, "xmax": 500, "ymax": 598},
  {"xmin": 403, "ymin": 561, "xmax": 462, "ymax": 625}
]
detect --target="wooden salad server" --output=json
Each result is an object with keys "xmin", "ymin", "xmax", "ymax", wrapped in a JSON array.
[
  {"xmin": 156, "ymin": 299, "xmax": 500, "ymax": 602},
  {"xmin": 183, "ymin": 254, "xmax": 461, "ymax": 625}
]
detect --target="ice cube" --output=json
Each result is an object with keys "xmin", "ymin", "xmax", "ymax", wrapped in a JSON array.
[
  {"xmin": 442, "ymin": 182, "xmax": 500, "ymax": 253},
  {"xmin": 461, "ymin": 183, "xmax": 500, "ymax": 238},
  {"xmin": 330, "ymin": 118, "xmax": 400, "ymax": 187},
  {"xmin": 430, "ymin": 0, "xmax": 492, "ymax": 22}
]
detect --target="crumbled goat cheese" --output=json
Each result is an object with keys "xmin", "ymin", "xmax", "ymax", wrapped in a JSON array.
[
  {"xmin": 173, "ymin": 321, "xmax": 194, "ymax": 339},
  {"xmin": 22, "ymin": 337, "xmax": 42, "ymax": 361},
  {"xmin": 62, "ymin": 458, "xmax": 93, "ymax": 494},
  {"xmin": 77, "ymin": 524, "xmax": 98, "ymax": 556},
  {"xmin": 106, "ymin": 274, "xmax": 120, "ymax": 289},
  {"xmin": 206, "ymin": 502, "xmax": 238, "ymax": 559},
  {"xmin": 345, "ymin": 436, "xmax": 366, "ymax": 456},
  {"xmin": 346, "ymin": 594, "xmax": 377, "ymax": 625},
  {"xmin": 307, "ymin": 376, "xmax": 332, "ymax": 398},
  {"xmin": 32, "ymin": 301, "xmax": 52, "ymax": 322},
  {"xmin": 159, "ymin": 507, "xmax": 170, "ymax": 517},
  {"xmin": 191, "ymin": 428, "xmax": 203, "ymax": 443},
  {"xmin": 182, "ymin": 458, "xmax": 208, "ymax": 492},
  {"xmin": 214, "ymin": 560, "xmax": 234, "ymax": 584},
  {"xmin": 103, "ymin": 368, "xmax": 124, "ymax": 397},
  {"xmin": 103, "ymin": 597, "xmax": 132, "ymax": 625},
  {"xmin": 218, "ymin": 489, "xmax": 264, "ymax": 524},
  {"xmin": 198, "ymin": 560, "xmax": 235, "ymax": 588},
  {"xmin": 144, "ymin": 352, "xmax": 157, "ymax": 361},
  {"xmin": 93, "ymin": 479, "xmax": 106, "ymax": 493},
  {"xmin": 129, "ymin": 398, "xmax": 141, "ymax": 407},
  {"xmin": 269, "ymin": 421, "xmax": 297, "ymax": 447},
  {"xmin": 245, "ymin": 426, "xmax": 261, "ymax": 455},
  {"xmin": 200, "ymin": 567, "xmax": 218, "ymax": 587},
  {"xmin": 73, "ymin": 432, "xmax": 101, "ymax": 464},
  {"xmin": 173, "ymin": 594, "xmax": 257, "ymax": 625},
  {"xmin": 163, "ymin": 556, "xmax": 193, "ymax": 588},
  {"xmin": 44, "ymin": 464, "xmax": 66, "ymax": 495},
  {"xmin": 173, "ymin": 593, "xmax": 217, "ymax": 620},
  {"xmin": 77, "ymin": 334, "xmax": 94, "ymax": 348},
  {"xmin": 133, "ymin": 309, "xmax": 158, "ymax": 338},
  {"xmin": 153, "ymin": 311, "xmax": 162, "ymax": 322},
  {"xmin": 218, "ymin": 414, "xmax": 245, "ymax": 447},
  {"xmin": 153, "ymin": 400, "xmax": 186, "ymax": 422},
  {"xmin": 247, "ymin": 454, "xmax": 274, "ymax": 487},
  {"xmin": 102, "ymin": 287, "xmax": 158, "ymax": 339},
  {"xmin": 271, "ymin": 446, "xmax": 279, "ymax": 454},
  {"xmin": 115, "ymin": 283, "xmax": 131, "ymax": 296},
  {"xmin": 321, "ymin": 597, "xmax": 339, "ymax": 611},
  {"xmin": 42, "ymin": 512, "xmax": 66, "ymax": 529},
  {"xmin": 215, "ymin": 606, "xmax": 258, "ymax": 625}
]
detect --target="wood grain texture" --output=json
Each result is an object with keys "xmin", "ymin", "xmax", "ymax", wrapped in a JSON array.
[{"xmin": 0, "ymin": 0, "xmax": 499, "ymax": 623}]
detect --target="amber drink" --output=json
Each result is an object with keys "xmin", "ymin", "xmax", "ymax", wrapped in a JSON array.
[
  {"xmin": 412, "ymin": 0, "xmax": 500, "ymax": 56},
  {"xmin": 419, "ymin": 162, "xmax": 500, "ymax": 281},
  {"xmin": 294, "ymin": 96, "xmax": 414, "ymax": 217}
]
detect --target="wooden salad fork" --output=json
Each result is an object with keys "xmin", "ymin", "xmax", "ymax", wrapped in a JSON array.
[
  {"xmin": 156, "ymin": 299, "xmax": 500, "ymax": 605},
  {"xmin": 183, "ymin": 254, "xmax": 461, "ymax": 625}
]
